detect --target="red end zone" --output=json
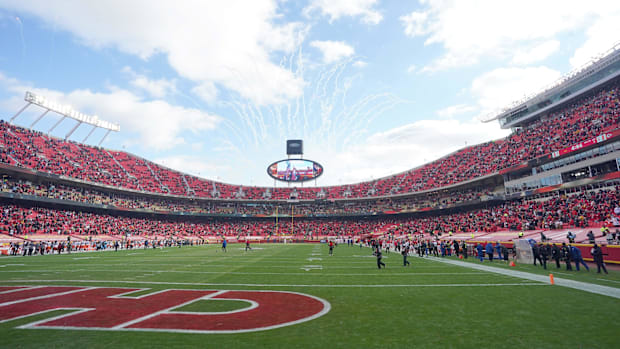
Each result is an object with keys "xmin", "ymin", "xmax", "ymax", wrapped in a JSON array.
[{"xmin": 0, "ymin": 286, "xmax": 331, "ymax": 333}]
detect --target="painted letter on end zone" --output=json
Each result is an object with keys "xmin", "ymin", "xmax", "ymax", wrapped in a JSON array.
[{"xmin": 0, "ymin": 286, "xmax": 330, "ymax": 333}]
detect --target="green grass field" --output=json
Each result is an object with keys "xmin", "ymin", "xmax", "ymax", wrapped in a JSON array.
[{"xmin": 1, "ymin": 243, "xmax": 619, "ymax": 348}]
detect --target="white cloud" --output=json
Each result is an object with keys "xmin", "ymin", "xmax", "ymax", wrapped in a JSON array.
[
  {"xmin": 311, "ymin": 40, "xmax": 355, "ymax": 63},
  {"xmin": 511, "ymin": 40, "xmax": 560, "ymax": 65},
  {"xmin": 353, "ymin": 60, "xmax": 367, "ymax": 68},
  {"xmin": 0, "ymin": 72, "xmax": 222, "ymax": 151},
  {"xmin": 316, "ymin": 118, "xmax": 510, "ymax": 184},
  {"xmin": 122, "ymin": 67, "xmax": 176, "ymax": 98},
  {"xmin": 191, "ymin": 82, "xmax": 219, "ymax": 105},
  {"xmin": 401, "ymin": 10, "xmax": 429, "ymax": 37},
  {"xmin": 400, "ymin": 0, "xmax": 620, "ymax": 72},
  {"xmin": 154, "ymin": 155, "xmax": 230, "ymax": 179},
  {"xmin": 406, "ymin": 64, "xmax": 417, "ymax": 74},
  {"xmin": 436, "ymin": 104, "xmax": 477, "ymax": 119},
  {"xmin": 0, "ymin": 0, "xmax": 307, "ymax": 105},
  {"xmin": 570, "ymin": 14, "xmax": 620, "ymax": 68},
  {"xmin": 470, "ymin": 66, "xmax": 562, "ymax": 117},
  {"xmin": 304, "ymin": 0, "xmax": 383, "ymax": 25}
]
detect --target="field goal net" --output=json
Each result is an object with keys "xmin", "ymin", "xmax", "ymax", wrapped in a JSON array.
[{"xmin": 514, "ymin": 239, "xmax": 534, "ymax": 264}]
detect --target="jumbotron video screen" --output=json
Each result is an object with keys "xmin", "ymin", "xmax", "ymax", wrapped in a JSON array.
[{"xmin": 267, "ymin": 159, "xmax": 323, "ymax": 182}]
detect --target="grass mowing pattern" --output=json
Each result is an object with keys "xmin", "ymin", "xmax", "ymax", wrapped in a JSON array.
[{"xmin": 1, "ymin": 243, "xmax": 619, "ymax": 348}]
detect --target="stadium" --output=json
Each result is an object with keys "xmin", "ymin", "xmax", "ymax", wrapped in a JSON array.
[{"xmin": 1, "ymin": 2, "xmax": 620, "ymax": 348}]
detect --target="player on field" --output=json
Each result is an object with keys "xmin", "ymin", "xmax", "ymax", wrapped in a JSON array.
[
  {"xmin": 222, "ymin": 238, "xmax": 227, "ymax": 252},
  {"xmin": 245, "ymin": 240, "xmax": 251, "ymax": 251},
  {"xmin": 401, "ymin": 245, "xmax": 410, "ymax": 266},
  {"xmin": 375, "ymin": 248, "xmax": 386, "ymax": 269},
  {"xmin": 328, "ymin": 240, "xmax": 334, "ymax": 256}
]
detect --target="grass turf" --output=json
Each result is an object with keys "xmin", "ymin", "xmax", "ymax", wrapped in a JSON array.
[{"xmin": 1, "ymin": 243, "xmax": 619, "ymax": 348}]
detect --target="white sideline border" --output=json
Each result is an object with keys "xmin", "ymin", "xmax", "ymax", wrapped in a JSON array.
[
  {"xmin": 424, "ymin": 256, "xmax": 620, "ymax": 299},
  {"xmin": 1, "ymin": 279, "xmax": 546, "ymax": 288}
]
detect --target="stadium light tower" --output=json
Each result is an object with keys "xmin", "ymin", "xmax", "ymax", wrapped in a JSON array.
[{"xmin": 10, "ymin": 91, "xmax": 120, "ymax": 145}]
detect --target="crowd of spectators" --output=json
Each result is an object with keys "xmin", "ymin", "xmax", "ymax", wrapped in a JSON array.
[
  {"xmin": 1, "ymin": 185, "xmax": 616, "ymax": 241},
  {"xmin": 380, "ymin": 186, "xmax": 619, "ymax": 237},
  {"xmin": 0, "ymin": 203, "xmax": 401, "ymax": 239},
  {"xmin": 0, "ymin": 83, "xmax": 617, "ymax": 200},
  {"xmin": 6, "ymin": 235, "xmax": 200, "ymax": 257},
  {"xmin": 0, "ymin": 175, "xmax": 495, "ymax": 216}
]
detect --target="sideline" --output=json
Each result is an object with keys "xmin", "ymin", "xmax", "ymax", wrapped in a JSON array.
[{"xmin": 426, "ymin": 256, "xmax": 620, "ymax": 299}]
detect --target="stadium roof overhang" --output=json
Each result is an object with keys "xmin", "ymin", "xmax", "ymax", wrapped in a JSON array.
[
  {"xmin": 501, "ymin": 71, "xmax": 620, "ymax": 129},
  {"xmin": 482, "ymin": 42, "xmax": 620, "ymax": 127},
  {"xmin": 10, "ymin": 91, "xmax": 120, "ymax": 145}
]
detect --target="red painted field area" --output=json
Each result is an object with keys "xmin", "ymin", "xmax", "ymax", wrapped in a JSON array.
[{"xmin": 0, "ymin": 286, "xmax": 330, "ymax": 333}]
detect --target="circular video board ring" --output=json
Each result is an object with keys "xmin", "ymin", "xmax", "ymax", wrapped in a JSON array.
[{"xmin": 267, "ymin": 159, "xmax": 323, "ymax": 183}]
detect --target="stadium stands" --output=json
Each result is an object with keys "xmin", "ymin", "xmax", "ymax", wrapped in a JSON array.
[
  {"xmin": 0, "ymin": 175, "xmax": 495, "ymax": 215},
  {"xmin": 0, "ymin": 82, "xmax": 618, "ymax": 200},
  {"xmin": 1, "ymin": 73, "xmax": 620, "ymax": 266},
  {"xmin": 1, "ymin": 184, "xmax": 617, "ymax": 242}
]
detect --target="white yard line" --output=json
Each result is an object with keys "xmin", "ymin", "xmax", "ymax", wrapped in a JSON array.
[
  {"xmin": 0, "ymin": 286, "xmax": 41, "ymax": 294},
  {"xmin": 0, "ymin": 269, "xmax": 490, "ymax": 276},
  {"xmin": 0, "ymin": 287, "xmax": 96, "ymax": 307},
  {"xmin": 426, "ymin": 257, "xmax": 620, "ymax": 299},
  {"xmin": 0, "ymin": 264, "xmax": 458, "ymax": 270},
  {"xmin": 1, "ymin": 279, "xmax": 545, "ymax": 288}
]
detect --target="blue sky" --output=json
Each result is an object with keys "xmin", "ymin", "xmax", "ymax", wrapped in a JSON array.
[{"xmin": 0, "ymin": 0, "xmax": 619, "ymax": 187}]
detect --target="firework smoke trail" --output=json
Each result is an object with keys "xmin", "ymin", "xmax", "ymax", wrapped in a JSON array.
[
  {"xmin": 225, "ymin": 100, "xmax": 260, "ymax": 148},
  {"xmin": 217, "ymin": 64, "xmax": 265, "ymax": 148},
  {"xmin": 46, "ymin": 21, "xmax": 58, "ymax": 74},
  {"xmin": 219, "ymin": 47, "xmax": 407, "ymax": 157},
  {"xmin": 340, "ymin": 94, "xmax": 407, "ymax": 147},
  {"xmin": 15, "ymin": 16, "xmax": 26, "ymax": 62},
  {"xmin": 173, "ymin": 89, "xmax": 247, "ymax": 155}
]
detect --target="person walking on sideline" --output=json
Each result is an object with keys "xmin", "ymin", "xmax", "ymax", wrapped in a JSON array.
[
  {"xmin": 591, "ymin": 244, "xmax": 608, "ymax": 274},
  {"xmin": 570, "ymin": 245, "xmax": 589, "ymax": 271},
  {"xmin": 485, "ymin": 242, "xmax": 494, "ymax": 262},
  {"xmin": 562, "ymin": 242, "xmax": 572, "ymax": 271},
  {"xmin": 552, "ymin": 244, "xmax": 561, "ymax": 268},
  {"xmin": 376, "ymin": 248, "xmax": 386, "ymax": 269},
  {"xmin": 402, "ymin": 247, "xmax": 410, "ymax": 267},
  {"xmin": 539, "ymin": 244, "xmax": 548, "ymax": 269},
  {"xmin": 495, "ymin": 241, "xmax": 503, "ymax": 260}
]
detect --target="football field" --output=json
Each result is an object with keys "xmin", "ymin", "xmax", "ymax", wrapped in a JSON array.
[{"xmin": 1, "ymin": 243, "xmax": 619, "ymax": 348}]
